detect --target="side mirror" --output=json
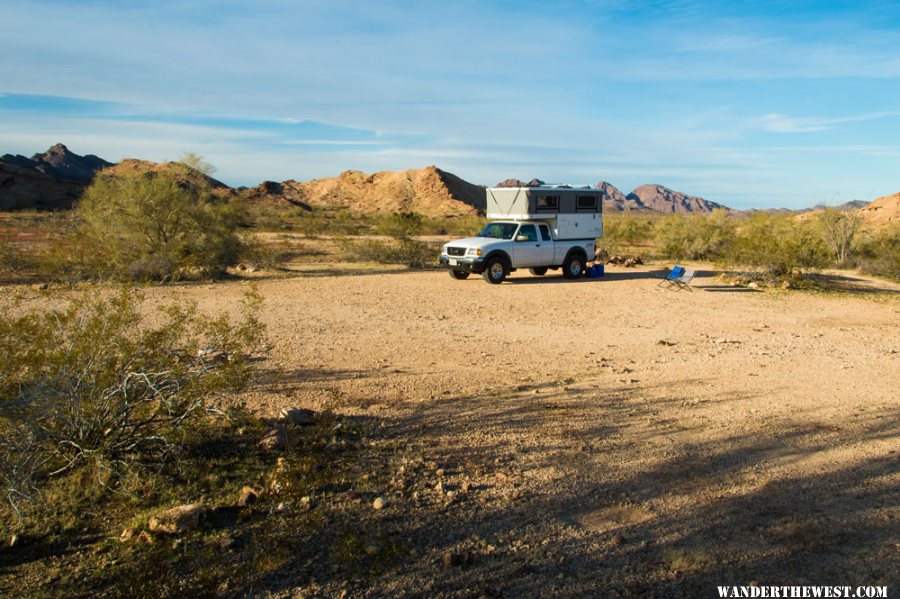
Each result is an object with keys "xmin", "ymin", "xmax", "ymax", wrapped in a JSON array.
[{"xmin": 515, "ymin": 235, "xmax": 530, "ymax": 242}]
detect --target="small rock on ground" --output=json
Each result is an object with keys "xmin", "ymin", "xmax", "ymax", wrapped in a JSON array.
[{"xmin": 148, "ymin": 504, "xmax": 205, "ymax": 535}]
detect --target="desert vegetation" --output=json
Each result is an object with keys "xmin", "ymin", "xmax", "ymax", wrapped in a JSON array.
[{"xmin": 601, "ymin": 209, "xmax": 898, "ymax": 282}]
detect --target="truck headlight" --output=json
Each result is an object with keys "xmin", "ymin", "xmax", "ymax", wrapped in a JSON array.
[{"xmin": 467, "ymin": 248, "xmax": 482, "ymax": 256}]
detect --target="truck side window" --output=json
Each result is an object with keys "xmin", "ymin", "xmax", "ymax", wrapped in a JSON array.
[
  {"xmin": 539, "ymin": 225, "xmax": 552, "ymax": 241},
  {"xmin": 517, "ymin": 224, "xmax": 538, "ymax": 241}
]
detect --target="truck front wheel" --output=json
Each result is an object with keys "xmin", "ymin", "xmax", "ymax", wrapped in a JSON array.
[
  {"xmin": 562, "ymin": 254, "xmax": 585, "ymax": 279},
  {"xmin": 449, "ymin": 269, "xmax": 470, "ymax": 280},
  {"xmin": 482, "ymin": 257, "xmax": 508, "ymax": 284},
  {"xmin": 528, "ymin": 267, "xmax": 548, "ymax": 276}
]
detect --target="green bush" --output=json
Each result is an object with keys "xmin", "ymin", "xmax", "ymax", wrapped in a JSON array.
[
  {"xmin": 340, "ymin": 237, "xmax": 438, "ymax": 268},
  {"xmin": 727, "ymin": 214, "xmax": 828, "ymax": 279},
  {"xmin": 73, "ymin": 165, "xmax": 246, "ymax": 281},
  {"xmin": 654, "ymin": 210, "xmax": 735, "ymax": 261},
  {"xmin": 601, "ymin": 214, "xmax": 655, "ymax": 254},
  {"xmin": 0, "ymin": 287, "xmax": 265, "ymax": 515},
  {"xmin": 855, "ymin": 224, "xmax": 900, "ymax": 281},
  {"xmin": 375, "ymin": 211, "xmax": 425, "ymax": 238}
]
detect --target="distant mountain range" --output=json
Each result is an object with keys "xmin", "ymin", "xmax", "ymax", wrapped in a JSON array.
[
  {"xmin": 1, "ymin": 144, "xmax": 896, "ymax": 225},
  {"xmin": 0, "ymin": 144, "xmax": 111, "ymax": 209}
]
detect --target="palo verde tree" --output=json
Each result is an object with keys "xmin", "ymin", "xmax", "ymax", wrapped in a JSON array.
[
  {"xmin": 817, "ymin": 207, "xmax": 863, "ymax": 266},
  {"xmin": 75, "ymin": 158, "xmax": 246, "ymax": 281}
]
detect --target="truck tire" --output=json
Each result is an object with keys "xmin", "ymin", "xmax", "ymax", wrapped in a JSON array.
[
  {"xmin": 528, "ymin": 267, "xmax": 548, "ymax": 276},
  {"xmin": 449, "ymin": 269, "xmax": 470, "ymax": 280},
  {"xmin": 482, "ymin": 257, "xmax": 508, "ymax": 284},
  {"xmin": 562, "ymin": 253, "xmax": 585, "ymax": 279}
]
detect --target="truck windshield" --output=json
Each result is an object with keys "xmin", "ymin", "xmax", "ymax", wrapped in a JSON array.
[{"xmin": 478, "ymin": 223, "xmax": 519, "ymax": 240}]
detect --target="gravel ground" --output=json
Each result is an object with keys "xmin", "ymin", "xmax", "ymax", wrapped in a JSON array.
[{"xmin": 9, "ymin": 264, "xmax": 899, "ymax": 597}]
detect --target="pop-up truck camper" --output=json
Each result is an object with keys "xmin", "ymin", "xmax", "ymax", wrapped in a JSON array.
[{"xmin": 440, "ymin": 185, "xmax": 603, "ymax": 284}]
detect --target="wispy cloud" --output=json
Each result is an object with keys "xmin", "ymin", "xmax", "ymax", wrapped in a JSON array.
[
  {"xmin": 757, "ymin": 111, "xmax": 900, "ymax": 133},
  {"xmin": 2, "ymin": 1, "xmax": 900, "ymax": 208}
]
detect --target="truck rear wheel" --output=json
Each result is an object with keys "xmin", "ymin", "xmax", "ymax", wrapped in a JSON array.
[
  {"xmin": 562, "ymin": 253, "xmax": 585, "ymax": 279},
  {"xmin": 528, "ymin": 267, "xmax": 548, "ymax": 276},
  {"xmin": 482, "ymin": 257, "xmax": 508, "ymax": 284},
  {"xmin": 449, "ymin": 269, "xmax": 470, "ymax": 280}
]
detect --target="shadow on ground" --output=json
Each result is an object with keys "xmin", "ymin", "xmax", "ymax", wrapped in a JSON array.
[{"xmin": 249, "ymin": 379, "xmax": 898, "ymax": 597}]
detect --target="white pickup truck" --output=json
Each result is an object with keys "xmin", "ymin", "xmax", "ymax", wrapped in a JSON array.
[{"xmin": 439, "ymin": 220, "xmax": 596, "ymax": 284}]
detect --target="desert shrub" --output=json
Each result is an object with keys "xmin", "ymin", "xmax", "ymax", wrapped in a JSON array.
[
  {"xmin": 340, "ymin": 238, "xmax": 438, "ymax": 268},
  {"xmin": 855, "ymin": 224, "xmax": 900, "ymax": 281},
  {"xmin": 0, "ymin": 287, "xmax": 265, "ymax": 515},
  {"xmin": 726, "ymin": 214, "xmax": 828, "ymax": 279},
  {"xmin": 817, "ymin": 208, "xmax": 863, "ymax": 265},
  {"xmin": 601, "ymin": 214, "xmax": 655, "ymax": 254},
  {"xmin": 72, "ymin": 165, "xmax": 246, "ymax": 281},
  {"xmin": 439, "ymin": 215, "xmax": 486, "ymax": 237},
  {"xmin": 375, "ymin": 211, "xmax": 425, "ymax": 238},
  {"xmin": 654, "ymin": 210, "xmax": 735, "ymax": 261}
]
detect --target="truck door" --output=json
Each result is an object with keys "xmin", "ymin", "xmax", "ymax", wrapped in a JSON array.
[
  {"xmin": 513, "ymin": 224, "xmax": 542, "ymax": 267},
  {"xmin": 538, "ymin": 224, "xmax": 555, "ymax": 264}
]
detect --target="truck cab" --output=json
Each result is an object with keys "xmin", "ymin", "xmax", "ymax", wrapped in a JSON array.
[{"xmin": 440, "ymin": 186, "xmax": 603, "ymax": 284}]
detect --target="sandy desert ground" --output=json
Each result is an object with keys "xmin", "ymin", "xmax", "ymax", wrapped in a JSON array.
[
  {"xmin": 120, "ymin": 263, "xmax": 898, "ymax": 596},
  {"xmin": 5, "ymin": 263, "xmax": 899, "ymax": 597}
]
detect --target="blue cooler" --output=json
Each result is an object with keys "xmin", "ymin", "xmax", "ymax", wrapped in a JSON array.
[{"xmin": 588, "ymin": 264, "xmax": 605, "ymax": 278}]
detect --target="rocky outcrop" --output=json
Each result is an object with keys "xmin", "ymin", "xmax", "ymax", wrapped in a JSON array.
[
  {"xmin": 0, "ymin": 143, "xmax": 112, "ymax": 210},
  {"xmin": 858, "ymin": 192, "xmax": 899, "ymax": 228},
  {"xmin": 279, "ymin": 166, "xmax": 485, "ymax": 217},
  {"xmin": 2, "ymin": 143, "xmax": 112, "ymax": 182},
  {"xmin": 0, "ymin": 160, "xmax": 86, "ymax": 210},
  {"xmin": 594, "ymin": 181, "xmax": 649, "ymax": 212},
  {"xmin": 240, "ymin": 180, "xmax": 312, "ymax": 210},
  {"xmin": 626, "ymin": 184, "xmax": 726, "ymax": 213}
]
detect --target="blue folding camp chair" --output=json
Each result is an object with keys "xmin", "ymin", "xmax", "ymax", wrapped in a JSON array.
[
  {"xmin": 660, "ymin": 266, "xmax": 696, "ymax": 293},
  {"xmin": 658, "ymin": 265, "xmax": 685, "ymax": 288}
]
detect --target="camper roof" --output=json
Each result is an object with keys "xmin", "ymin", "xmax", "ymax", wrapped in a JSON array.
[{"xmin": 487, "ymin": 185, "xmax": 596, "ymax": 191}]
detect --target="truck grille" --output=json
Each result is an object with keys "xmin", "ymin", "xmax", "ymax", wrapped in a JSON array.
[{"xmin": 447, "ymin": 247, "xmax": 466, "ymax": 256}]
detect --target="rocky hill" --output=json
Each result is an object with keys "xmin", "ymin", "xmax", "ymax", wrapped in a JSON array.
[
  {"xmin": 807, "ymin": 200, "xmax": 870, "ymax": 212},
  {"xmin": 594, "ymin": 181, "xmax": 650, "ymax": 212},
  {"xmin": 101, "ymin": 159, "xmax": 233, "ymax": 193},
  {"xmin": 0, "ymin": 143, "xmax": 112, "ymax": 210},
  {"xmin": 2, "ymin": 143, "xmax": 112, "ymax": 182},
  {"xmin": 858, "ymin": 192, "xmax": 899, "ymax": 228},
  {"xmin": 245, "ymin": 166, "xmax": 485, "ymax": 218},
  {"xmin": 627, "ymin": 184, "xmax": 726, "ymax": 213}
]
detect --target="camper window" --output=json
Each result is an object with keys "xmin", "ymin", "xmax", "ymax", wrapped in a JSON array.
[
  {"xmin": 536, "ymin": 195, "xmax": 559, "ymax": 211},
  {"xmin": 577, "ymin": 195, "xmax": 597, "ymax": 211}
]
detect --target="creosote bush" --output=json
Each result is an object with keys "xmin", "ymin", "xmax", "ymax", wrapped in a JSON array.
[
  {"xmin": 0, "ymin": 286, "xmax": 265, "ymax": 516},
  {"xmin": 855, "ymin": 224, "xmax": 900, "ymax": 281},
  {"xmin": 73, "ymin": 162, "xmax": 246, "ymax": 281},
  {"xmin": 375, "ymin": 210, "xmax": 425, "ymax": 238},
  {"xmin": 654, "ymin": 210, "xmax": 735, "ymax": 261},
  {"xmin": 727, "ymin": 214, "xmax": 829, "ymax": 279},
  {"xmin": 340, "ymin": 237, "xmax": 438, "ymax": 268}
]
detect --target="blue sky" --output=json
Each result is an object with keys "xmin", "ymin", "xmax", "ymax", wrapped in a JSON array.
[{"xmin": 1, "ymin": 0, "xmax": 899, "ymax": 209}]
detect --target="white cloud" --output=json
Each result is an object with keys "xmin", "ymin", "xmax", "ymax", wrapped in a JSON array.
[{"xmin": 757, "ymin": 111, "xmax": 900, "ymax": 134}]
